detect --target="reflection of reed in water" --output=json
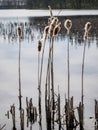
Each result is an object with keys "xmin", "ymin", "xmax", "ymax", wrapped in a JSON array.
[
  {"xmin": 95, "ymin": 100, "xmax": 98, "ymax": 130},
  {"xmin": 10, "ymin": 104, "xmax": 16, "ymax": 130},
  {"xmin": 26, "ymin": 97, "xmax": 37, "ymax": 130}
]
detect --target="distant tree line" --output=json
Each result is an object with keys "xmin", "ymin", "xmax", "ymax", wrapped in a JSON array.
[
  {"xmin": 26, "ymin": 0, "xmax": 98, "ymax": 9},
  {"xmin": 0, "ymin": 0, "xmax": 98, "ymax": 9}
]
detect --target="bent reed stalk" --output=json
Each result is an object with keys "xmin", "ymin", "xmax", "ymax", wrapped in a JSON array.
[{"xmin": 81, "ymin": 21, "xmax": 91, "ymax": 130}]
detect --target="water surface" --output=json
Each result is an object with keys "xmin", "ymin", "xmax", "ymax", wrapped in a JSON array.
[{"xmin": 0, "ymin": 12, "xmax": 98, "ymax": 130}]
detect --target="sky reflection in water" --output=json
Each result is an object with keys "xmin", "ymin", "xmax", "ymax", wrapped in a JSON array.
[{"xmin": 0, "ymin": 16, "xmax": 98, "ymax": 130}]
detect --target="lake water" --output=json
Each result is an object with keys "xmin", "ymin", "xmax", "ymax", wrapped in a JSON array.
[{"xmin": 0, "ymin": 10, "xmax": 98, "ymax": 130}]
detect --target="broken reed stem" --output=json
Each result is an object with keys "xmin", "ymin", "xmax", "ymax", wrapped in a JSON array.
[
  {"xmin": 10, "ymin": 105, "xmax": 16, "ymax": 130},
  {"xmin": 20, "ymin": 109, "xmax": 24, "ymax": 130},
  {"xmin": 58, "ymin": 88, "xmax": 61, "ymax": 130}
]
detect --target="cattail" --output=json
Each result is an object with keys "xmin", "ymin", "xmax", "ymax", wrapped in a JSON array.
[
  {"xmin": 38, "ymin": 40, "xmax": 42, "ymax": 52},
  {"xmin": 64, "ymin": 19, "xmax": 72, "ymax": 34},
  {"xmin": 43, "ymin": 25, "xmax": 49, "ymax": 39},
  {"xmin": 84, "ymin": 22, "xmax": 91, "ymax": 33},
  {"xmin": 51, "ymin": 17, "xmax": 58, "ymax": 27},
  {"xmin": 53, "ymin": 22, "xmax": 61, "ymax": 37},
  {"xmin": 18, "ymin": 26, "xmax": 22, "ymax": 38},
  {"xmin": 48, "ymin": 17, "xmax": 54, "ymax": 25},
  {"xmin": 84, "ymin": 22, "xmax": 91, "ymax": 40},
  {"xmin": 49, "ymin": 17, "xmax": 58, "ymax": 37}
]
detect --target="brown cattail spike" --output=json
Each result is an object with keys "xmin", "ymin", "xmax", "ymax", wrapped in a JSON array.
[
  {"xmin": 43, "ymin": 25, "xmax": 49, "ymax": 39},
  {"xmin": 18, "ymin": 26, "xmax": 22, "ymax": 38},
  {"xmin": 49, "ymin": 17, "xmax": 58, "ymax": 37},
  {"xmin": 53, "ymin": 22, "xmax": 61, "ymax": 37},
  {"xmin": 38, "ymin": 40, "xmax": 42, "ymax": 52},
  {"xmin": 64, "ymin": 19, "xmax": 72, "ymax": 34},
  {"xmin": 51, "ymin": 17, "xmax": 58, "ymax": 27}
]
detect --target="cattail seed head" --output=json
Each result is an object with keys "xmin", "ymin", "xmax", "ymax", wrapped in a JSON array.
[
  {"xmin": 51, "ymin": 17, "xmax": 58, "ymax": 27},
  {"xmin": 84, "ymin": 22, "xmax": 91, "ymax": 40},
  {"xmin": 38, "ymin": 40, "xmax": 42, "ymax": 52},
  {"xmin": 48, "ymin": 17, "xmax": 58, "ymax": 37},
  {"xmin": 84, "ymin": 22, "xmax": 91, "ymax": 33},
  {"xmin": 18, "ymin": 26, "xmax": 22, "ymax": 38},
  {"xmin": 48, "ymin": 17, "xmax": 54, "ymax": 25},
  {"xmin": 43, "ymin": 25, "xmax": 49, "ymax": 39},
  {"xmin": 53, "ymin": 22, "xmax": 61, "ymax": 37},
  {"xmin": 64, "ymin": 19, "xmax": 72, "ymax": 34}
]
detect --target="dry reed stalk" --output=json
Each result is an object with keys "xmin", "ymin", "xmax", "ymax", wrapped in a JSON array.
[
  {"xmin": 17, "ymin": 25, "xmax": 22, "ymax": 111},
  {"xmin": 64, "ymin": 19, "xmax": 72, "ymax": 129},
  {"xmin": 18, "ymin": 25, "xmax": 25, "ymax": 130},
  {"xmin": 20, "ymin": 109, "xmax": 24, "ymax": 130},
  {"xmin": 44, "ymin": 6, "xmax": 61, "ymax": 130},
  {"xmin": 80, "ymin": 21, "xmax": 91, "ymax": 130},
  {"xmin": 57, "ymin": 87, "xmax": 61, "ymax": 130}
]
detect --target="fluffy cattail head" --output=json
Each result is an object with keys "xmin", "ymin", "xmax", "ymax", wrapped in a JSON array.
[
  {"xmin": 84, "ymin": 22, "xmax": 91, "ymax": 40},
  {"xmin": 53, "ymin": 22, "xmax": 61, "ymax": 37},
  {"xmin": 38, "ymin": 40, "xmax": 42, "ymax": 52},
  {"xmin": 48, "ymin": 17, "xmax": 54, "ymax": 25},
  {"xmin": 84, "ymin": 22, "xmax": 91, "ymax": 33},
  {"xmin": 18, "ymin": 26, "xmax": 22, "ymax": 38},
  {"xmin": 48, "ymin": 17, "xmax": 59, "ymax": 37},
  {"xmin": 51, "ymin": 17, "xmax": 58, "ymax": 27},
  {"xmin": 64, "ymin": 19, "xmax": 72, "ymax": 34}
]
